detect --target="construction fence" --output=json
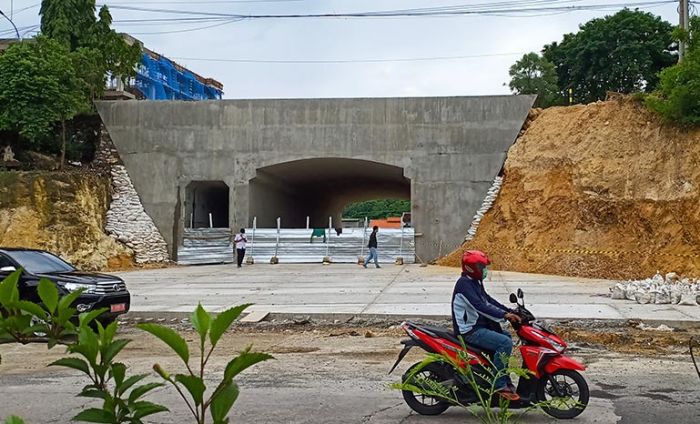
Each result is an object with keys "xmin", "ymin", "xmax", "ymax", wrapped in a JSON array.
[{"xmin": 177, "ymin": 218, "xmax": 415, "ymax": 266}]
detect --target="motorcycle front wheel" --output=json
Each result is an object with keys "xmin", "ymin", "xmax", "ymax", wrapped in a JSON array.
[
  {"xmin": 401, "ymin": 362, "xmax": 452, "ymax": 415},
  {"xmin": 537, "ymin": 369, "xmax": 590, "ymax": 419}
]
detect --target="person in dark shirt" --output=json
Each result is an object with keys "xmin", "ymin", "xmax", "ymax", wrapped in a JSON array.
[
  {"xmin": 363, "ymin": 226, "xmax": 380, "ymax": 268},
  {"xmin": 452, "ymin": 250, "xmax": 522, "ymax": 400}
]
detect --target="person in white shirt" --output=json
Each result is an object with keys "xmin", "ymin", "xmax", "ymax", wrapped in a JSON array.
[{"xmin": 233, "ymin": 228, "xmax": 247, "ymax": 268}]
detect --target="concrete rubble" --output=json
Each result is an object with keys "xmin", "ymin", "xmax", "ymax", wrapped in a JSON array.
[
  {"xmin": 611, "ymin": 272, "xmax": 700, "ymax": 306},
  {"xmin": 105, "ymin": 165, "xmax": 170, "ymax": 263}
]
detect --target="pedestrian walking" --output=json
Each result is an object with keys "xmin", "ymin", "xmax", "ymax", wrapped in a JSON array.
[
  {"xmin": 363, "ymin": 225, "xmax": 380, "ymax": 268},
  {"xmin": 234, "ymin": 228, "xmax": 247, "ymax": 268}
]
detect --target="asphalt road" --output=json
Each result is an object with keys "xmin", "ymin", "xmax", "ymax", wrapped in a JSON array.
[{"xmin": 1, "ymin": 326, "xmax": 698, "ymax": 423}]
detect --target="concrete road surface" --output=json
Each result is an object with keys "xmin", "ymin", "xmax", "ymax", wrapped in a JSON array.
[{"xmin": 115, "ymin": 264, "xmax": 700, "ymax": 325}]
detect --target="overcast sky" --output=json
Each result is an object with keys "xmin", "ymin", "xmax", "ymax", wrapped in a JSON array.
[{"xmin": 0, "ymin": 0, "xmax": 684, "ymax": 99}]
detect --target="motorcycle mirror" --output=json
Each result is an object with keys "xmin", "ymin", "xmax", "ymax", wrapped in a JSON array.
[
  {"xmin": 517, "ymin": 288, "xmax": 524, "ymax": 299},
  {"xmin": 509, "ymin": 293, "xmax": 518, "ymax": 304}
]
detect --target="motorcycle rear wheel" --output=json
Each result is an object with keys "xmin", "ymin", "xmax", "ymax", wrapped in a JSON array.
[
  {"xmin": 537, "ymin": 369, "xmax": 589, "ymax": 419},
  {"xmin": 401, "ymin": 362, "xmax": 452, "ymax": 415}
]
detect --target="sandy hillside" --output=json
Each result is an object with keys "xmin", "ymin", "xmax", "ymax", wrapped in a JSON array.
[{"xmin": 438, "ymin": 97, "xmax": 700, "ymax": 279}]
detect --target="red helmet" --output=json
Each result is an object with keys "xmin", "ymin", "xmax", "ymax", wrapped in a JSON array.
[{"xmin": 462, "ymin": 250, "xmax": 491, "ymax": 280}]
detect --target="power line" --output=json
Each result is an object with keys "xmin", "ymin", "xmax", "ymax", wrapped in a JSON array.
[
  {"xmin": 171, "ymin": 51, "xmax": 526, "ymax": 64},
  {"xmin": 100, "ymin": 0, "xmax": 678, "ymax": 19}
]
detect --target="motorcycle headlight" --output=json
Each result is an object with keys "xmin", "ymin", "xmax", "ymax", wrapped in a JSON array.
[
  {"xmin": 62, "ymin": 282, "xmax": 95, "ymax": 294},
  {"xmin": 548, "ymin": 338, "xmax": 566, "ymax": 353}
]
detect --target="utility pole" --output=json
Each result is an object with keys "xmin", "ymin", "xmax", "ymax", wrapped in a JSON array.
[{"xmin": 679, "ymin": 0, "xmax": 690, "ymax": 61}]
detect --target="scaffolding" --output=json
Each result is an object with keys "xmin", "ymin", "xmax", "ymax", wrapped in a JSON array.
[{"xmin": 133, "ymin": 52, "xmax": 223, "ymax": 101}]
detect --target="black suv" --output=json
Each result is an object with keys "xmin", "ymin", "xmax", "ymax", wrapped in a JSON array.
[{"xmin": 0, "ymin": 248, "xmax": 130, "ymax": 323}]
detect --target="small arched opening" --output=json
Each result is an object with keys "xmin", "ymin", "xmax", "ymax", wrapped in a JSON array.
[{"xmin": 185, "ymin": 181, "xmax": 229, "ymax": 228}]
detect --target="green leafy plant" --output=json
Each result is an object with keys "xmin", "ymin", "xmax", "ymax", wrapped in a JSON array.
[
  {"xmin": 138, "ymin": 304, "xmax": 273, "ymax": 424},
  {"xmin": 645, "ymin": 16, "xmax": 700, "ymax": 125},
  {"xmin": 393, "ymin": 347, "xmax": 537, "ymax": 424},
  {"xmin": 1, "ymin": 271, "xmax": 167, "ymax": 423},
  {"xmin": 51, "ymin": 318, "xmax": 168, "ymax": 423},
  {"xmin": 0, "ymin": 269, "xmax": 82, "ymax": 348},
  {"xmin": 3, "ymin": 416, "xmax": 26, "ymax": 424}
]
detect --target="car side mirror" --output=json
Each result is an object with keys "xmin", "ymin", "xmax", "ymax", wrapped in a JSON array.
[
  {"xmin": 517, "ymin": 288, "xmax": 524, "ymax": 299},
  {"xmin": 0, "ymin": 266, "xmax": 17, "ymax": 272},
  {"xmin": 509, "ymin": 293, "xmax": 518, "ymax": 304}
]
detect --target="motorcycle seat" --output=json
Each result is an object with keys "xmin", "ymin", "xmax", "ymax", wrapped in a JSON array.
[{"xmin": 419, "ymin": 325, "xmax": 495, "ymax": 357}]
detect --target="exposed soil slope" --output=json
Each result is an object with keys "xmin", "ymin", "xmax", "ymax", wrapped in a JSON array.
[
  {"xmin": 439, "ymin": 98, "xmax": 700, "ymax": 279},
  {"xmin": 0, "ymin": 171, "xmax": 134, "ymax": 270}
]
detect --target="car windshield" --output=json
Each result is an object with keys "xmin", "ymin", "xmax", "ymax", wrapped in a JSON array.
[{"xmin": 7, "ymin": 251, "xmax": 75, "ymax": 274}]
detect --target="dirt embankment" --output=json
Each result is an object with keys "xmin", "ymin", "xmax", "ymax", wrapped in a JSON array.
[
  {"xmin": 439, "ymin": 98, "xmax": 700, "ymax": 279},
  {"xmin": 0, "ymin": 171, "xmax": 134, "ymax": 270}
]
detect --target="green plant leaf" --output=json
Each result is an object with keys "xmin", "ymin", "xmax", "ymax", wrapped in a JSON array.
[
  {"xmin": 131, "ymin": 401, "xmax": 169, "ymax": 419},
  {"xmin": 175, "ymin": 374, "xmax": 206, "ymax": 406},
  {"xmin": 78, "ymin": 388, "xmax": 109, "ymax": 400},
  {"xmin": 127, "ymin": 382, "xmax": 163, "ymax": 404},
  {"xmin": 3, "ymin": 416, "xmax": 26, "ymax": 424},
  {"xmin": 210, "ymin": 381, "xmax": 239, "ymax": 423},
  {"xmin": 103, "ymin": 339, "xmax": 130, "ymax": 365},
  {"xmin": 75, "ymin": 325, "xmax": 100, "ymax": 365},
  {"xmin": 37, "ymin": 279, "xmax": 59, "ymax": 314},
  {"xmin": 209, "ymin": 304, "xmax": 251, "ymax": 348},
  {"xmin": 191, "ymin": 303, "xmax": 211, "ymax": 348},
  {"xmin": 137, "ymin": 323, "xmax": 190, "ymax": 365},
  {"xmin": 72, "ymin": 408, "xmax": 116, "ymax": 423},
  {"xmin": 49, "ymin": 357, "xmax": 91, "ymax": 376},
  {"xmin": 78, "ymin": 308, "xmax": 107, "ymax": 328},
  {"xmin": 117, "ymin": 374, "xmax": 147, "ymax": 396},
  {"xmin": 223, "ymin": 347, "xmax": 273, "ymax": 382},
  {"xmin": 57, "ymin": 289, "xmax": 83, "ymax": 313},
  {"xmin": 15, "ymin": 300, "xmax": 47, "ymax": 319},
  {"xmin": 111, "ymin": 362, "xmax": 127, "ymax": 386},
  {"xmin": 0, "ymin": 269, "xmax": 21, "ymax": 305}
]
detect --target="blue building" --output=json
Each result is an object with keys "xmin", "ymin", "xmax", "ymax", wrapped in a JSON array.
[{"xmin": 108, "ymin": 35, "xmax": 223, "ymax": 101}]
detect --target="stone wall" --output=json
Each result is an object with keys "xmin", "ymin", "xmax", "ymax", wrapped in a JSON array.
[
  {"xmin": 104, "ymin": 166, "xmax": 169, "ymax": 264},
  {"xmin": 98, "ymin": 125, "xmax": 169, "ymax": 264}
]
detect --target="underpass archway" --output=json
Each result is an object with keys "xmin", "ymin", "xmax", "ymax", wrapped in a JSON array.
[{"xmin": 249, "ymin": 158, "xmax": 411, "ymax": 228}]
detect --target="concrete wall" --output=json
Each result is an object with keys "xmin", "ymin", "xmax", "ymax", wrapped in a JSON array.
[{"xmin": 96, "ymin": 95, "xmax": 535, "ymax": 261}]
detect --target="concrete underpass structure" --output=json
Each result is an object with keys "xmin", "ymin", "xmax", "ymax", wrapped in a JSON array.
[{"xmin": 97, "ymin": 95, "xmax": 535, "ymax": 262}]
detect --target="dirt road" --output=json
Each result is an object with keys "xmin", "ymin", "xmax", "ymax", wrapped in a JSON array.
[{"xmin": 1, "ymin": 322, "xmax": 698, "ymax": 423}]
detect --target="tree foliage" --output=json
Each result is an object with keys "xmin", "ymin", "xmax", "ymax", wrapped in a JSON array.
[
  {"xmin": 542, "ymin": 9, "xmax": 676, "ymax": 104},
  {"xmin": 646, "ymin": 17, "xmax": 700, "ymax": 125},
  {"xmin": 342, "ymin": 199, "xmax": 410, "ymax": 220},
  {"xmin": 0, "ymin": 37, "xmax": 89, "ymax": 144},
  {"xmin": 508, "ymin": 52, "xmax": 561, "ymax": 108},
  {"xmin": 40, "ymin": 0, "xmax": 142, "ymax": 99}
]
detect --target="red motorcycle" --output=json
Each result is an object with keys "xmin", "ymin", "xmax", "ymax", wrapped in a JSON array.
[{"xmin": 390, "ymin": 289, "xmax": 589, "ymax": 419}]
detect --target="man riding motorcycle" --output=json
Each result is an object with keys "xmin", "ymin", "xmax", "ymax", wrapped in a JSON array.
[{"xmin": 451, "ymin": 250, "xmax": 522, "ymax": 400}]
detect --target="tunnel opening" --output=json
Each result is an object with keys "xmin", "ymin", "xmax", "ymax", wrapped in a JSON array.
[
  {"xmin": 185, "ymin": 181, "xmax": 230, "ymax": 228},
  {"xmin": 249, "ymin": 158, "xmax": 410, "ymax": 228}
]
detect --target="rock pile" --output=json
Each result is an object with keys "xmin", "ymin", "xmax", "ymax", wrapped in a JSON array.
[
  {"xmin": 465, "ymin": 176, "xmax": 503, "ymax": 242},
  {"xmin": 105, "ymin": 165, "xmax": 169, "ymax": 263},
  {"xmin": 610, "ymin": 272, "xmax": 700, "ymax": 306}
]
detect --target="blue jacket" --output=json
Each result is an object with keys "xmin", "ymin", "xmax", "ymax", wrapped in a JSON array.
[{"xmin": 451, "ymin": 273, "xmax": 511, "ymax": 336}]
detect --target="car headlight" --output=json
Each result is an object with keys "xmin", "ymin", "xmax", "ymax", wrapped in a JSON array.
[{"xmin": 62, "ymin": 282, "xmax": 95, "ymax": 294}]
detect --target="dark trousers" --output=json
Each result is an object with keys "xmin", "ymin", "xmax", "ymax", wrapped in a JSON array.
[{"xmin": 236, "ymin": 248, "xmax": 246, "ymax": 267}]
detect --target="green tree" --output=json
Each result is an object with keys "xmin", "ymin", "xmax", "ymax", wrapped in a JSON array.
[
  {"xmin": 646, "ymin": 17, "xmax": 700, "ymax": 125},
  {"xmin": 0, "ymin": 37, "xmax": 90, "ymax": 165},
  {"xmin": 40, "ymin": 0, "xmax": 142, "ymax": 100},
  {"xmin": 543, "ymin": 9, "xmax": 676, "ymax": 104},
  {"xmin": 508, "ymin": 52, "xmax": 561, "ymax": 108},
  {"xmin": 342, "ymin": 199, "xmax": 410, "ymax": 220}
]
